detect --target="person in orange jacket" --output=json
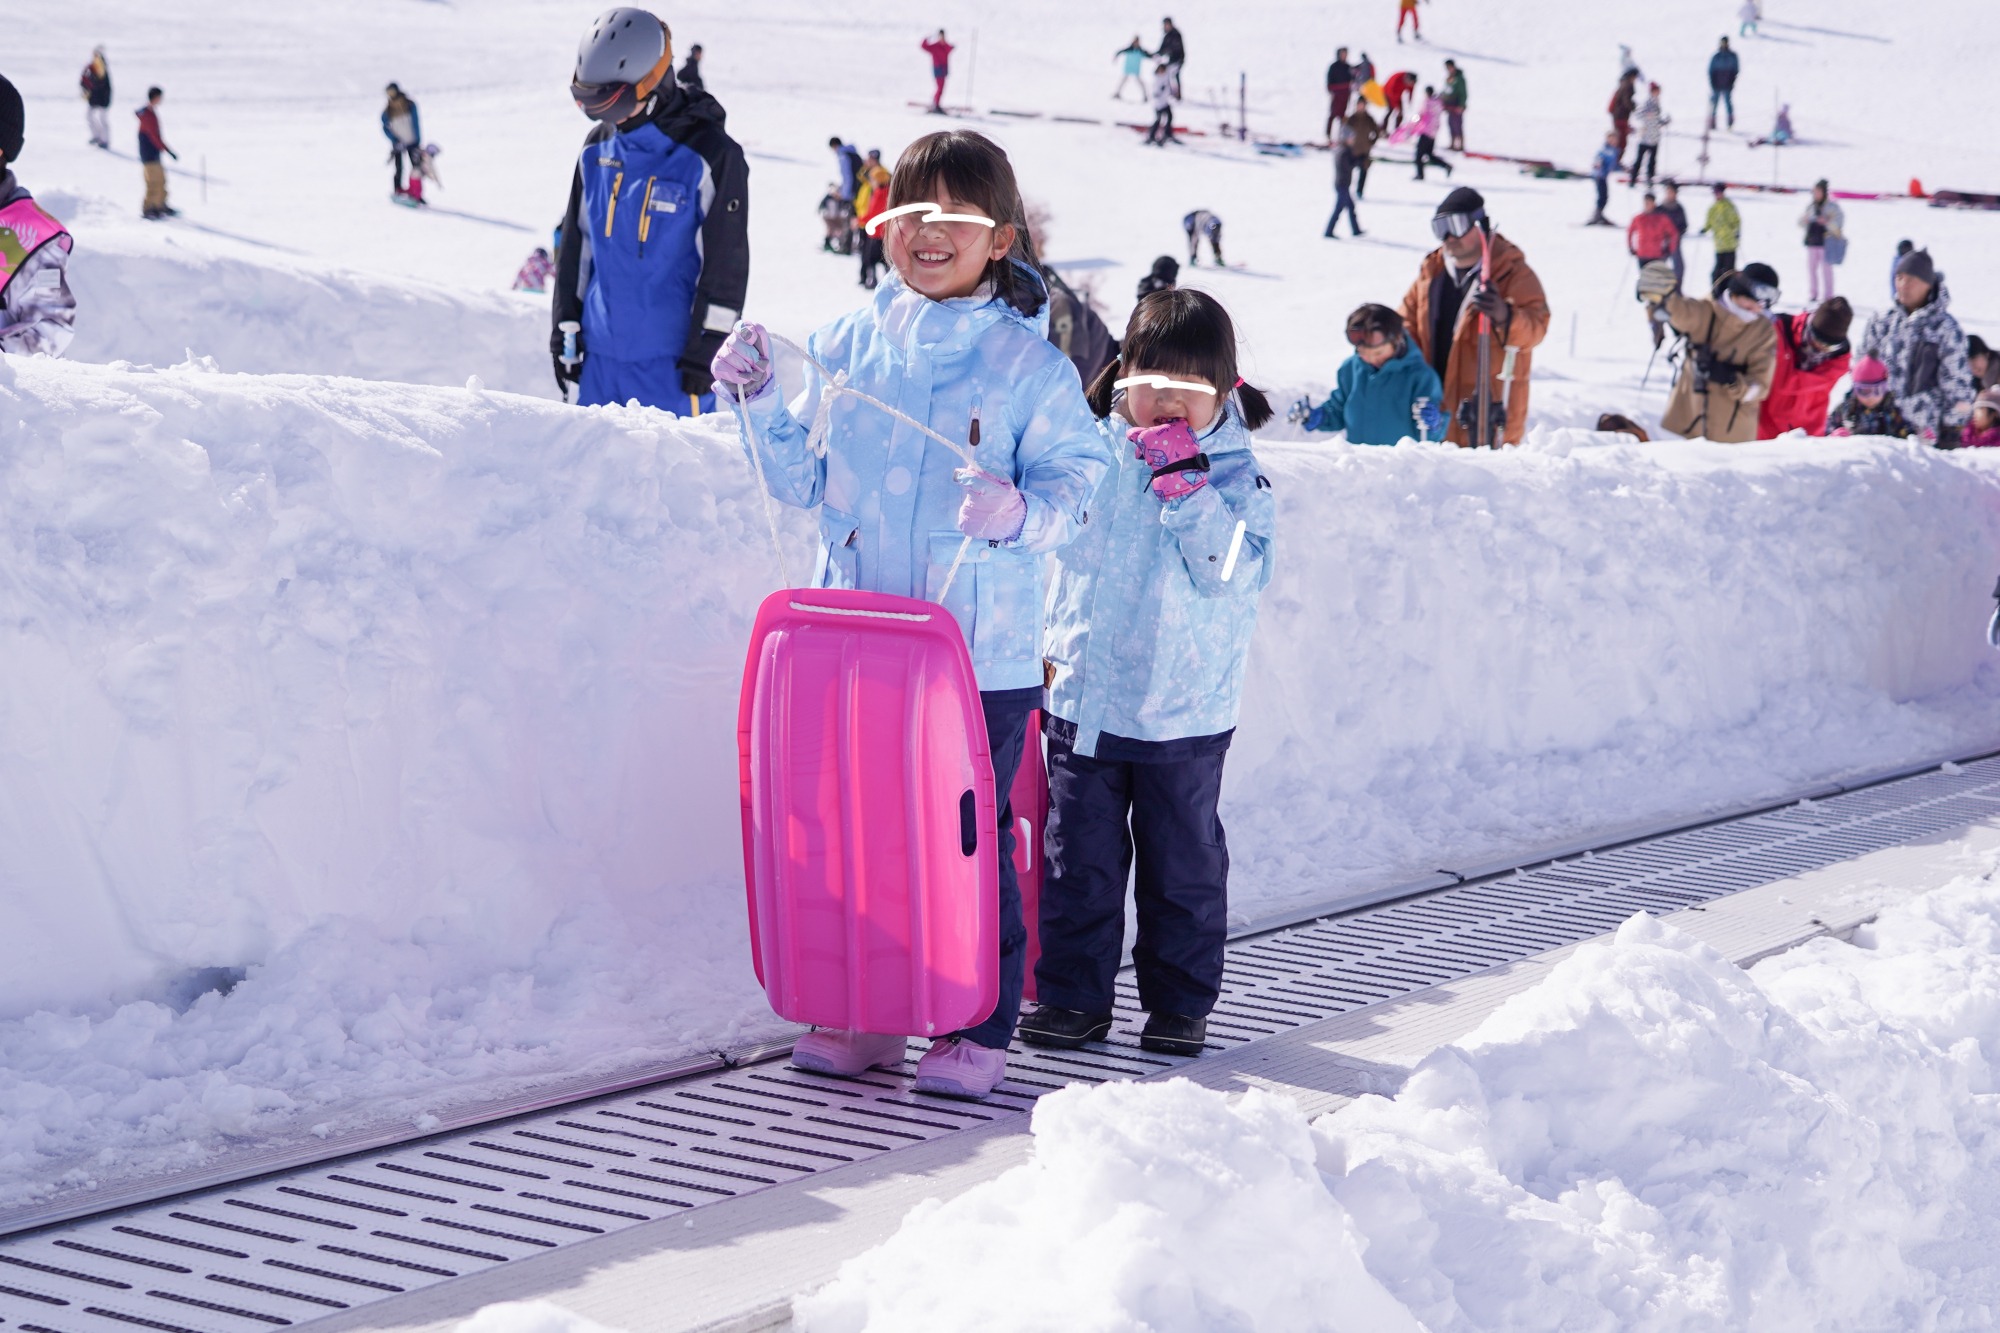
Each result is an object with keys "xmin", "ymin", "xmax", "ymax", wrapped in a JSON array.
[{"xmin": 1397, "ymin": 188, "xmax": 1550, "ymax": 445}]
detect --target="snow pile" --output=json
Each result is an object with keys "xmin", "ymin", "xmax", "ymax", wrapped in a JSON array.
[
  {"xmin": 455, "ymin": 1301, "xmax": 628, "ymax": 1333},
  {"xmin": 803, "ymin": 865, "xmax": 2000, "ymax": 1330},
  {"xmin": 0, "ymin": 355, "xmax": 807, "ymax": 1202},
  {"xmin": 795, "ymin": 1079, "xmax": 1422, "ymax": 1333},
  {"xmin": 40, "ymin": 192, "xmax": 555, "ymax": 395},
  {"xmin": 1227, "ymin": 434, "xmax": 2000, "ymax": 919}
]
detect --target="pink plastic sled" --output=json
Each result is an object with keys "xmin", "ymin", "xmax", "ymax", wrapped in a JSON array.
[
  {"xmin": 739, "ymin": 588, "xmax": 999, "ymax": 1036},
  {"xmin": 1013, "ymin": 712, "xmax": 1049, "ymax": 1002}
]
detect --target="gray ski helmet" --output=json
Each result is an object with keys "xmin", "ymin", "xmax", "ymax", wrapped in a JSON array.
[{"xmin": 572, "ymin": 8, "xmax": 668, "ymax": 123}]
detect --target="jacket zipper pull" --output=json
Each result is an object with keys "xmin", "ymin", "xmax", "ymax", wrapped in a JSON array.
[
  {"xmin": 639, "ymin": 177, "xmax": 656, "ymax": 253},
  {"xmin": 604, "ymin": 170, "xmax": 623, "ymax": 238}
]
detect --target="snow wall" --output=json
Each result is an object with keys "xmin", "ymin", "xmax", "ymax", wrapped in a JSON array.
[{"xmin": 3, "ymin": 353, "xmax": 1999, "ymax": 1021}]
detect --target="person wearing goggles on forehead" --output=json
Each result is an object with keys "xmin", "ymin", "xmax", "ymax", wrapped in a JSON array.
[
  {"xmin": 1643, "ymin": 259, "xmax": 1777, "ymax": 442},
  {"xmin": 1292, "ymin": 304, "xmax": 1444, "ymax": 445},
  {"xmin": 1397, "ymin": 187, "xmax": 1549, "ymax": 446},
  {"xmin": 1758, "ymin": 296, "xmax": 1851, "ymax": 438},
  {"xmin": 551, "ymin": 6, "xmax": 749, "ymax": 414}
]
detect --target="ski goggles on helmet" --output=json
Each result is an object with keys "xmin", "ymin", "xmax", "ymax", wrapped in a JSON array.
[
  {"xmin": 572, "ymin": 77, "xmax": 645, "ymax": 123},
  {"xmin": 1430, "ymin": 207, "xmax": 1488, "ymax": 241},
  {"xmin": 864, "ymin": 202, "xmax": 999, "ymax": 238},
  {"xmin": 1723, "ymin": 273, "xmax": 1780, "ymax": 310}
]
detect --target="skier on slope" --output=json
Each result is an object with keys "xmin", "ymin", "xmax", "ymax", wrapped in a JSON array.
[
  {"xmin": 0, "ymin": 73, "xmax": 77, "ymax": 358},
  {"xmin": 382, "ymin": 84, "xmax": 425, "ymax": 205},
  {"xmin": 1397, "ymin": 0, "xmax": 1423, "ymax": 44},
  {"xmin": 135, "ymin": 86, "xmax": 177, "ymax": 220},
  {"xmin": 1629, "ymin": 82, "xmax": 1668, "ymax": 187},
  {"xmin": 1144, "ymin": 61, "xmax": 1177, "ymax": 146},
  {"xmin": 1325, "ymin": 47, "xmax": 1355, "ymax": 139},
  {"xmin": 1184, "ymin": 209, "xmax": 1223, "ymax": 265},
  {"xmin": 1157, "ymin": 18, "xmax": 1186, "ymax": 100},
  {"xmin": 552, "ymin": 7, "xmax": 749, "ymax": 414},
  {"xmin": 1859, "ymin": 249, "xmax": 1975, "ymax": 443},
  {"xmin": 922, "ymin": 30, "xmax": 954, "ymax": 114},
  {"xmin": 1587, "ymin": 132, "xmax": 1619, "ymax": 225},
  {"xmin": 1398, "ymin": 187, "xmax": 1550, "ymax": 446},
  {"xmin": 1707, "ymin": 37, "xmax": 1739, "ymax": 130},
  {"xmin": 79, "ymin": 48, "xmax": 111, "ymax": 150},
  {"xmin": 1113, "ymin": 35, "xmax": 1149, "ymax": 100}
]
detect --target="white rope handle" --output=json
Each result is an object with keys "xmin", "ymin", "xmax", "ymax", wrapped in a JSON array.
[
  {"xmin": 767, "ymin": 332, "xmax": 979, "ymax": 466},
  {"xmin": 734, "ymin": 379, "xmax": 793, "ymax": 588}
]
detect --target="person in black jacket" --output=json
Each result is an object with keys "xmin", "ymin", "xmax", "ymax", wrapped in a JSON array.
[
  {"xmin": 1157, "ymin": 17, "xmax": 1185, "ymax": 99},
  {"xmin": 1324, "ymin": 47, "xmax": 1353, "ymax": 139},
  {"xmin": 1707, "ymin": 37, "xmax": 1739, "ymax": 130},
  {"xmin": 79, "ymin": 47, "xmax": 112, "ymax": 149},
  {"xmin": 676, "ymin": 44, "xmax": 704, "ymax": 93},
  {"xmin": 553, "ymin": 7, "xmax": 749, "ymax": 413}
]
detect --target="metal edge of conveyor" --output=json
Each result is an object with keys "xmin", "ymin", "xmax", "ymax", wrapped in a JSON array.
[
  {"xmin": 7, "ymin": 739, "xmax": 1996, "ymax": 1242},
  {"xmin": 1226, "ymin": 739, "xmax": 2000, "ymax": 942}
]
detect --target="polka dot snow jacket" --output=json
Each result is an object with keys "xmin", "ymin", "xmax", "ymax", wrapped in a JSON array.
[{"xmin": 728, "ymin": 267, "xmax": 1113, "ymax": 692}]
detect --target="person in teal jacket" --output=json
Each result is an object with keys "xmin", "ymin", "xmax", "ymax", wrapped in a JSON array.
[
  {"xmin": 1294, "ymin": 303, "xmax": 1445, "ymax": 444},
  {"xmin": 1016, "ymin": 288, "xmax": 1277, "ymax": 1063}
]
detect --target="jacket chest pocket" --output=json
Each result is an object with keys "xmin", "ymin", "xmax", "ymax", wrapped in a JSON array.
[{"xmin": 602, "ymin": 173, "xmax": 691, "ymax": 257}]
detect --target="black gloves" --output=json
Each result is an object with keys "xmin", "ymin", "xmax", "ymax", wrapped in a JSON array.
[
  {"xmin": 679, "ymin": 329, "xmax": 727, "ymax": 398},
  {"xmin": 1469, "ymin": 283, "xmax": 1511, "ymax": 337},
  {"xmin": 550, "ymin": 326, "xmax": 584, "ymax": 395}
]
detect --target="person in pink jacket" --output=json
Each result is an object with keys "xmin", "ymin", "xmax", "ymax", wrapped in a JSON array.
[
  {"xmin": 1388, "ymin": 86, "xmax": 1452, "ymax": 180},
  {"xmin": 1963, "ymin": 387, "xmax": 2000, "ymax": 448},
  {"xmin": 922, "ymin": 30, "xmax": 954, "ymax": 113}
]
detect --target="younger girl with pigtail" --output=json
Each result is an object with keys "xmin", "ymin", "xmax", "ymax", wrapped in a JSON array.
[
  {"xmin": 1018, "ymin": 288, "xmax": 1277, "ymax": 1059},
  {"xmin": 710, "ymin": 129, "xmax": 1112, "ymax": 1101}
]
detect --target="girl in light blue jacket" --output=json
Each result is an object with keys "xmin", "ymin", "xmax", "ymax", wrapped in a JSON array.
[
  {"xmin": 712, "ymin": 130, "xmax": 1114, "ymax": 1100},
  {"xmin": 1016, "ymin": 289, "xmax": 1276, "ymax": 1060}
]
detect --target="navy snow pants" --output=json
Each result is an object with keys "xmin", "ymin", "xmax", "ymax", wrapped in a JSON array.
[
  {"xmin": 1033, "ymin": 732, "xmax": 1230, "ymax": 1019},
  {"xmin": 959, "ymin": 689, "xmax": 1038, "ymax": 1050}
]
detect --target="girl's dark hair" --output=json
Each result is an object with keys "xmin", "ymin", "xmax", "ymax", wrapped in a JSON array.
[
  {"xmin": 888, "ymin": 130, "xmax": 1044, "ymax": 317},
  {"xmin": 1085, "ymin": 288, "xmax": 1274, "ymax": 430},
  {"xmin": 1346, "ymin": 303, "xmax": 1407, "ymax": 356}
]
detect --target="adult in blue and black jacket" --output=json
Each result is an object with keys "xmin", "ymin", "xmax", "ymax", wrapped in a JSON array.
[
  {"xmin": 553, "ymin": 8, "xmax": 749, "ymax": 415},
  {"xmin": 1707, "ymin": 37, "xmax": 1740, "ymax": 131}
]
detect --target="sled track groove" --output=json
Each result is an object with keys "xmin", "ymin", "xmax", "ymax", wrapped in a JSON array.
[{"xmin": 4, "ymin": 747, "xmax": 1999, "ymax": 1332}]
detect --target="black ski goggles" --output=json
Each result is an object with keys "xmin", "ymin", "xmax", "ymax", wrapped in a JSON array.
[
  {"xmin": 1430, "ymin": 208, "xmax": 1487, "ymax": 241},
  {"xmin": 572, "ymin": 78, "xmax": 642, "ymax": 124}
]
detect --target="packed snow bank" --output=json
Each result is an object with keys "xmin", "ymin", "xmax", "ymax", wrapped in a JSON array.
[
  {"xmin": 1226, "ymin": 434, "xmax": 2000, "ymax": 921},
  {"xmin": 796, "ymin": 1079, "xmax": 1422, "ymax": 1333},
  {"xmin": 803, "ymin": 862, "xmax": 2000, "ymax": 1331},
  {"xmin": 4, "ymin": 350, "xmax": 2000, "ymax": 1202},
  {"xmin": 41, "ymin": 193, "xmax": 555, "ymax": 396},
  {"xmin": 0, "ymin": 355, "xmax": 808, "ymax": 1203}
]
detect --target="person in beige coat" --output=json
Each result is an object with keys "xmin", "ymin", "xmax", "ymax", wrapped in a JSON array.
[{"xmin": 1642, "ymin": 261, "xmax": 1777, "ymax": 441}]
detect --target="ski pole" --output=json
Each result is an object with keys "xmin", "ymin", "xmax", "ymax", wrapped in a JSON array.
[{"xmin": 558, "ymin": 320, "xmax": 582, "ymax": 371}]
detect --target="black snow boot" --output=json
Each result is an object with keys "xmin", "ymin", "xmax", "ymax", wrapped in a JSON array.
[
  {"xmin": 1139, "ymin": 1013, "xmax": 1208, "ymax": 1056},
  {"xmin": 1017, "ymin": 1005, "xmax": 1114, "ymax": 1049}
]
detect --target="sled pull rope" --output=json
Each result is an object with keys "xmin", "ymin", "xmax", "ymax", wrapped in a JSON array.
[
  {"xmin": 734, "ymin": 379, "xmax": 794, "ymax": 587},
  {"xmin": 766, "ymin": 332, "xmax": 979, "ymax": 466}
]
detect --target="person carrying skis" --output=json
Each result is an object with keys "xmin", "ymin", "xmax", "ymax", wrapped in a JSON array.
[
  {"xmin": 1398, "ymin": 187, "xmax": 1550, "ymax": 445},
  {"xmin": 1397, "ymin": 0, "xmax": 1422, "ymax": 44},
  {"xmin": 1157, "ymin": 18, "xmax": 1185, "ymax": 99},
  {"xmin": 1293, "ymin": 303, "xmax": 1444, "ymax": 444},
  {"xmin": 1628, "ymin": 193, "xmax": 1680, "ymax": 345},
  {"xmin": 1707, "ymin": 37, "xmax": 1739, "ymax": 131},
  {"xmin": 382, "ymin": 84, "xmax": 425, "ymax": 204},
  {"xmin": 1825, "ymin": 356, "xmax": 1914, "ymax": 438},
  {"xmin": 1858, "ymin": 248, "xmax": 1974, "ymax": 442},
  {"xmin": 1701, "ymin": 181, "xmax": 1741, "ymax": 283},
  {"xmin": 1609, "ymin": 69, "xmax": 1638, "ymax": 163},
  {"xmin": 0, "ymin": 73, "xmax": 77, "ymax": 357},
  {"xmin": 79, "ymin": 48, "xmax": 111, "ymax": 150},
  {"xmin": 1017, "ymin": 287, "xmax": 1275, "ymax": 1061},
  {"xmin": 1145, "ymin": 61, "xmax": 1177, "ymax": 146},
  {"xmin": 1392, "ymin": 85, "xmax": 1452, "ymax": 180},
  {"xmin": 1758, "ymin": 297, "xmax": 1851, "ymax": 437},
  {"xmin": 1382, "ymin": 68, "xmax": 1417, "ymax": 130},
  {"xmin": 1113, "ymin": 35, "xmax": 1149, "ymax": 100},
  {"xmin": 1629, "ymin": 81, "xmax": 1667, "ymax": 186},
  {"xmin": 553, "ymin": 6, "xmax": 749, "ymax": 414},
  {"xmin": 1798, "ymin": 178, "xmax": 1843, "ymax": 301},
  {"xmin": 1587, "ymin": 131, "xmax": 1619, "ymax": 225},
  {"xmin": 1641, "ymin": 261, "xmax": 1776, "ymax": 442},
  {"xmin": 711, "ymin": 128, "xmax": 1114, "ymax": 1099},
  {"xmin": 1325, "ymin": 46, "xmax": 1355, "ymax": 139},
  {"xmin": 1441, "ymin": 59, "xmax": 1467, "ymax": 149},
  {"xmin": 1183, "ymin": 209, "xmax": 1223, "ymax": 265},
  {"xmin": 922, "ymin": 29, "xmax": 954, "ymax": 113},
  {"xmin": 135, "ymin": 86, "xmax": 176, "ymax": 220}
]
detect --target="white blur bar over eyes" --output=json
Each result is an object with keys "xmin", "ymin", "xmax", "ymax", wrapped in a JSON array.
[
  {"xmin": 1112, "ymin": 374, "xmax": 1218, "ymax": 395},
  {"xmin": 863, "ymin": 202, "xmax": 1000, "ymax": 236}
]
